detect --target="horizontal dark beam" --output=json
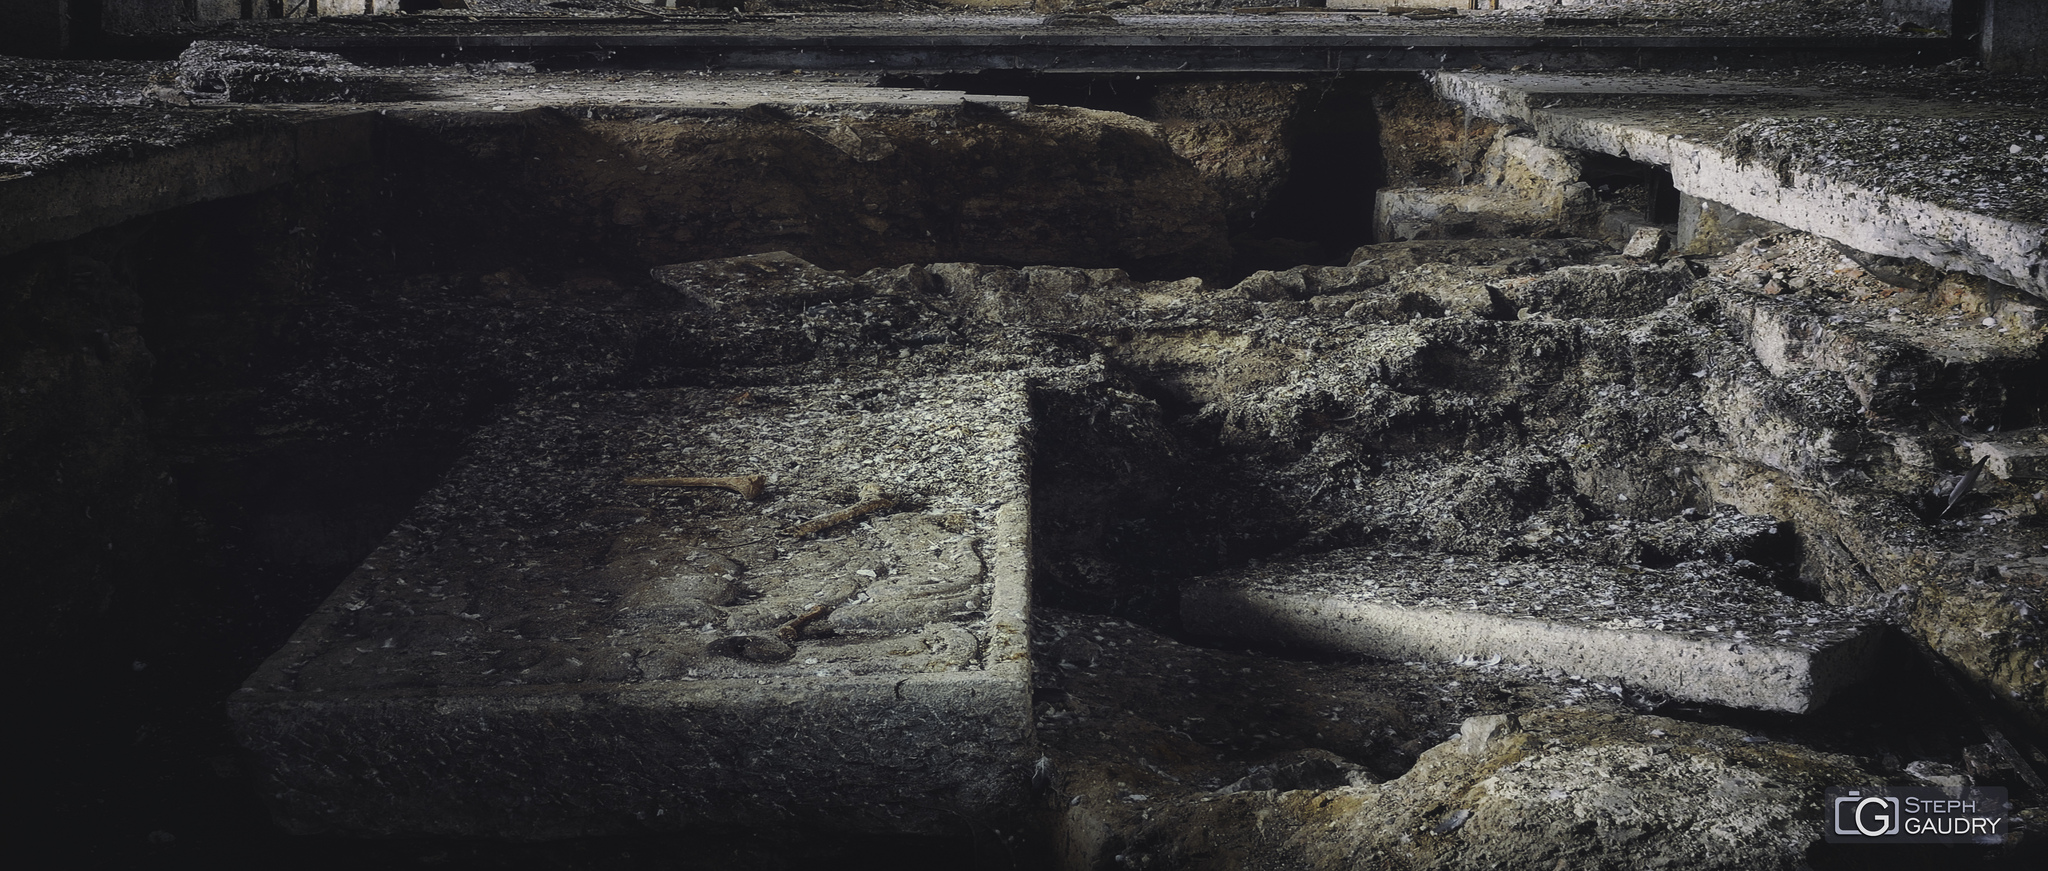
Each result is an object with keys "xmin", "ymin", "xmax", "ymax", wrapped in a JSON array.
[{"xmin": 256, "ymin": 34, "xmax": 1963, "ymax": 74}]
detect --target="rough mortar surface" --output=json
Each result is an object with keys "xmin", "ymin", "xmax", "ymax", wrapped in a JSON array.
[
  {"xmin": 1432, "ymin": 70, "xmax": 2048, "ymax": 297},
  {"xmin": 1184, "ymin": 546, "xmax": 1882, "ymax": 712},
  {"xmin": 232, "ymin": 371, "xmax": 1038, "ymax": 837}
]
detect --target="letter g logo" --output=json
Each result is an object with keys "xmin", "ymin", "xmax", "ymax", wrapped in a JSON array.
[{"xmin": 1855, "ymin": 796, "xmax": 1897, "ymax": 837}]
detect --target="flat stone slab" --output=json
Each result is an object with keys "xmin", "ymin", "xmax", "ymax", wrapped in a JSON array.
[
  {"xmin": 1431, "ymin": 71, "xmax": 2048, "ymax": 298},
  {"xmin": 232, "ymin": 372, "xmax": 1036, "ymax": 838},
  {"xmin": 1183, "ymin": 547, "xmax": 1882, "ymax": 713}
]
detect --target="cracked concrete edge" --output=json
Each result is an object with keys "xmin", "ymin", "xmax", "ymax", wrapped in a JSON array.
[
  {"xmin": 986, "ymin": 496, "xmax": 1036, "ymax": 695},
  {"xmin": 1430, "ymin": 72, "xmax": 2048, "ymax": 299},
  {"xmin": 1181, "ymin": 584, "xmax": 1882, "ymax": 713}
]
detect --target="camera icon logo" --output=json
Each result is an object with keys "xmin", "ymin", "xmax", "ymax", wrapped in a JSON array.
[{"xmin": 1834, "ymin": 790, "xmax": 1902, "ymax": 838}]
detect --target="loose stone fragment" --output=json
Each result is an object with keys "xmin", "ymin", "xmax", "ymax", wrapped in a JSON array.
[
  {"xmin": 1624, "ymin": 225, "xmax": 1669, "ymax": 259},
  {"xmin": 709, "ymin": 632, "xmax": 795, "ymax": 662}
]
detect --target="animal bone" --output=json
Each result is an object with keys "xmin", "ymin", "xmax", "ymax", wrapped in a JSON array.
[
  {"xmin": 622, "ymin": 474, "xmax": 767, "ymax": 500},
  {"xmin": 786, "ymin": 483, "xmax": 893, "ymax": 538}
]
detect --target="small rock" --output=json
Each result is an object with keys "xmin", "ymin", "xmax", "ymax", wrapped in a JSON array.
[
  {"xmin": 1622, "ymin": 226, "xmax": 1668, "ymax": 259},
  {"xmin": 1430, "ymin": 808, "xmax": 1473, "ymax": 835},
  {"xmin": 1905, "ymin": 759, "xmax": 1973, "ymax": 793},
  {"xmin": 708, "ymin": 633, "xmax": 795, "ymax": 663},
  {"xmin": 1458, "ymin": 713, "xmax": 1522, "ymax": 755}
]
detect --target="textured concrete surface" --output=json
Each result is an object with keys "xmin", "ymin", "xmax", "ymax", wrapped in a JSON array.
[
  {"xmin": 1432, "ymin": 70, "xmax": 2048, "ymax": 298},
  {"xmin": 232, "ymin": 372, "xmax": 1037, "ymax": 837},
  {"xmin": 1183, "ymin": 546, "xmax": 1883, "ymax": 712},
  {"xmin": 1985, "ymin": 0, "xmax": 2048, "ymax": 76}
]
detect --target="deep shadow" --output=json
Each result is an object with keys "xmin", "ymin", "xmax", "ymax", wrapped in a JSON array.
[{"xmin": 1234, "ymin": 76, "xmax": 1388, "ymax": 277}]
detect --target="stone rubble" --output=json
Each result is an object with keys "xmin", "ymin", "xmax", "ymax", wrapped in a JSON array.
[{"xmin": 7, "ymin": 42, "xmax": 2047, "ymax": 864}]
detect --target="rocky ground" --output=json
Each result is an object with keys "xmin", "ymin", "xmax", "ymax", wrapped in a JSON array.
[
  {"xmin": 124, "ymin": 229, "xmax": 2044, "ymax": 865},
  {"xmin": 7, "ymin": 29, "xmax": 2047, "ymax": 865}
]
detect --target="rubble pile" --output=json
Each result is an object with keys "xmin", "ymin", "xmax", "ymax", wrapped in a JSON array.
[{"xmin": 201, "ymin": 225, "xmax": 2047, "ymax": 860}]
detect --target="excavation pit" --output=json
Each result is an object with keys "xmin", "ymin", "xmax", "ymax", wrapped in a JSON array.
[
  {"xmin": 230, "ymin": 373, "xmax": 1037, "ymax": 838},
  {"xmin": 9, "ymin": 37, "xmax": 2048, "ymax": 866}
]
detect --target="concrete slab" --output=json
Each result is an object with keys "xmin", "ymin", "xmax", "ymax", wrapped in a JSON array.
[
  {"xmin": 1985, "ymin": 0, "xmax": 2048, "ymax": 77},
  {"xmin": 231, "ymin": 372, "xmax": 1037, "ymax": 837},
  {"xmin": 350, "ymin": 68, "xmax": 1030, "ymax": 113},
  {"xmin": 1431, "ymin": 71, "xmax": 2048, "ymax": 299},
  {"xmin": 1183, "ymin": 546, "xmax": 1883, "ymax": 713},
  {"xmin": 247, "ymin": 11, "xmax": 1951, "ymax": 73}
]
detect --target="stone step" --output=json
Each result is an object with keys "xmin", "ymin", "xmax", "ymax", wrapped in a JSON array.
[
  {"xmin": 1182, "ymin": 548, "xmax": 1883, "ymax": 713},
  {"xmin": 231, "ymin": 372, "xmax": 1038, "ymax": 838},
  {"xmin": 1722, "ymin": 285, "xmax": 2042, "ymax": 419}
]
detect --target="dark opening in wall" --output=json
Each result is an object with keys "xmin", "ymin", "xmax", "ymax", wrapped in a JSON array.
[
  {"xmin": 1236, "ymin": 77, "xmax": 1387, "ymax": 276},
  {"xmin": 1581, "ymin": 152, "xmax": 1680, "ymax": 226}
]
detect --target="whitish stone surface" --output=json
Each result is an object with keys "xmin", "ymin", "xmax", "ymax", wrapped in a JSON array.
[
  {"xmin": 1183, "ymin": 546, "xmax": 1882, "ymax": 712},
  {"xmin": 232, "ymin": 372, "xmax": 1037, "ymax": 837},
  {"xmin": 1971, "ymin": 429, "xmax": 2048, "ymax": 481},
  {"xmin": 1432, "ymin": 71, "xmax": 2048, "ymax": 298}
]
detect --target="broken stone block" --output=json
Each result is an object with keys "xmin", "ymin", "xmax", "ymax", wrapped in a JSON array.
[
  {"xmin": 1698, "ymin": 358, "xmax": 1869, "ymax": 482},
  {"xmin": 926, "ymin": 261, "xmax": 1246, "ymax": 329},
  {"xmin": 1478, "ymin": 133, "xmax": 1584, "ymax": 193},
  {"xmin": 1431, "ymin": 71, "xmax": 2048, "ymax": 299},
  {"xmin": 1229, "ymin": 263, "xmax": 1390, "ymax": 303},
  {"xmin": 1623, "ymin": 225, "xmax": 1670, "ymax": 259},
  {"xmin": 1720, "ymin": 285, "xmax": 2039, "ymax": 418},
  {"xmin": 650, "ymin": 250, "xmax": 866, "ymax": 312},
  {"xmin": 1034, "ymin": 607, "xmax": 1648, "ymax": 869},
  {"xmin": 1494, "ymin": 262, "xmax": 1691, "ymax": 319},
  {"xmin": 1970, "ymin": 430, "xmax": 2048, "ymax": 481},
  {"xmin": 173, "ymin": 41, "xmax": 366, "ymax": 103},
  {"xmin": 1375, "ymin": 130, "xmax": 1604, "ymax": 243},
  {"xmin": 1182, "ymin": 548, "xmax": 1882, "ymax": 713},
  {"xmin": 232, "ymin": 372, "xmax": 1038, "ymax": 838},
  {"xmin": 1677, "ymin": 193, "xmax": 1797, "ymax": 255},
  {"xmin": 1346, "ymin": 237, "xmax": 1615, "ymax": 271},
  {"xmin": 1374, "ymin": 186, "xmax": 1569, "ymax": 242}
]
